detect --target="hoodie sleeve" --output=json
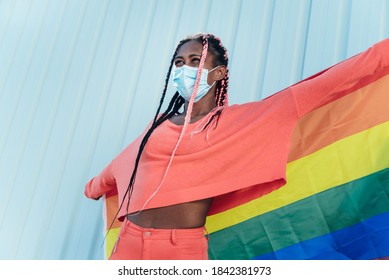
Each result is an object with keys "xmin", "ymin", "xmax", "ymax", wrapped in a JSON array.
[
  {"xmin": 292, "ymin": 39, "xmax": 389, "ymax": 118},
  {"xmin": 84, "ymin": 161, "xmax": 116, "ymax": 199}
]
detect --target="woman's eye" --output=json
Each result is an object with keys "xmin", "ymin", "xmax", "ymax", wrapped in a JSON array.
[
  {"xmin": 191, "ymin": 58, "xmax": 200, "ymax": 64},
  {"xmin": 174, "ymin": 60, "xmax": 183, "ymax": 66}
]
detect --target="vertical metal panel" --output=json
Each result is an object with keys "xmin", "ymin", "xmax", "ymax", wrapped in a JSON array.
[{"xmin": 0, "ymin": 0, "xmax": 388, "ymax": 259}]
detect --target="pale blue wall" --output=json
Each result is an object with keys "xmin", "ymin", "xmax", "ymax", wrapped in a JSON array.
[{"xmin": 0, "ymin": 0, "xmax": 387, "ymax": 259}]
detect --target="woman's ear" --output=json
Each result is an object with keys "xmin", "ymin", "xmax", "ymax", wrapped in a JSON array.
[{"xmin": 214, "ymin": 65, "xmax": 227, "ymax": 81}]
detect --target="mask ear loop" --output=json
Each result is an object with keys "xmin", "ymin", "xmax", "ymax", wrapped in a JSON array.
[
  {"xmin": 208, "ymin": 65, "xmax": 220, "ymax": 73},
  {"xmin": 128, "ymin": 38, "xmax": 209, "ymax": 215}
]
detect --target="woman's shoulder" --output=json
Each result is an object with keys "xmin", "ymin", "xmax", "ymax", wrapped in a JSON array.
[
  {"xmin": 223, "ymin": 100, "xmax": 264, "ymax": 113},
  {"xmin": 224, "ymin": 92, "xmax": 292, "ymax": 113},
  {"xmin": 220, "ymin": 90, "xmax": 297, "ymax": 126}
]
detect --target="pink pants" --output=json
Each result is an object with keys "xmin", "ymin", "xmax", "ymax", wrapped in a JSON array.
[{"xmin": 109, "ymin": 219, "xmax": 208, "ymax": 260}]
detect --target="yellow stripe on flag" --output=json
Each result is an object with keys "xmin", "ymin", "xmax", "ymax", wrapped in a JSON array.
[{"xmin": 105, "ymin": 227, "xmax": 120, "ymax": 259}]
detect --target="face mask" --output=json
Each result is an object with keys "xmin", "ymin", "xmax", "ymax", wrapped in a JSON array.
[{"xmin": 172, "ymin": 65, "xmax": 219, "ymax": 102}]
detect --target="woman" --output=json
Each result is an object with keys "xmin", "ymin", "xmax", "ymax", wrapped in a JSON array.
[
  {"xmin": 85, "ymin": 33, "xmax": 389, "ymax": 260},
  {"xmin": 86, "ymin": 33, "xmax": 233, "ymax": 260}
]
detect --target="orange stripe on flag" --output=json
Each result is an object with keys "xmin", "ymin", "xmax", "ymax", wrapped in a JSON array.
[{"xmin": 289, "ymin": 74, "xmax": 389, "ymax": 161}]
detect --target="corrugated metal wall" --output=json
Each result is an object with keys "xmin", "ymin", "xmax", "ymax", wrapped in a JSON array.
[{"xmin": 0, "ymin": 0, "xmax": 387, "ymax": 259}]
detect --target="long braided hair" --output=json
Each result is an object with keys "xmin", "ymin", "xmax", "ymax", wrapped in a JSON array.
[{"xmin": 108, "ymin": 33, "xmax": 229, "ymax": 231}]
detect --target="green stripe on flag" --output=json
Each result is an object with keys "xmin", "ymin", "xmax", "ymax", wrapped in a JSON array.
[{"xmin": 209, "ymin": 168, "xmax": 389, "ymax": 259}]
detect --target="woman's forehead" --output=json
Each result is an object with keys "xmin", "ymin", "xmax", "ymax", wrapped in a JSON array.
[{"xmin": 176, "ymin": 40, "xmax": 203, "ymax": 56}]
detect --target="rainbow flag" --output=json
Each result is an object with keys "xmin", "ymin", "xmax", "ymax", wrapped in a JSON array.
[{"xmin": 103, "ymin": 40, "xmax": 389, "ymax": 260}]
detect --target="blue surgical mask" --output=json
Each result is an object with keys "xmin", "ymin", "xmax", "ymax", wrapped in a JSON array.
[{"xmin": 172, "ymin": 65, "xmax": 219, "ymax": 102}]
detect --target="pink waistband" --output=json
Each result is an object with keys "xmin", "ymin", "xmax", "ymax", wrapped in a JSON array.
[{"xmin": 122, "ymin": 219, "xmax": 207, "ymax": 240}]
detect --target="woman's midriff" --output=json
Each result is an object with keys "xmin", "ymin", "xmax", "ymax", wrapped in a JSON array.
[{"xmin": 126, "ymin": 198, "xmax": 213, "ymax": 229}]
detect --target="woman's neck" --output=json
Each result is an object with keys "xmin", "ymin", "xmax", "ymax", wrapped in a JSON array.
[
  {"xmin": 181, "ymin": 91, "xmax": 217, "ymax": 119},
  {"xmin": 182, "ymin": 103, "xmax": 216, "ymax": 118}
]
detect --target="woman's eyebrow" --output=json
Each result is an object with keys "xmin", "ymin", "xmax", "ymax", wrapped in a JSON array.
[{"xmin": 175, "ymin": 54, "xmax": 202, "ymax": 59}]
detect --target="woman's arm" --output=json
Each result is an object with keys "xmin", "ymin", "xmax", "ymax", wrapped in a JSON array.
[
  {"xmin": 84, "ymin": 162, "xmax": 116, "ymax": 200},
  {"xmin": 292, "ymin": 39, "xmax": 389, "ymax": 118}
]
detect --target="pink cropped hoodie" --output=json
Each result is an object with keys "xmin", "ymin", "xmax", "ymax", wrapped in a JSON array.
[{"xmin": 85, "ymin": 39, "xmax": 389, "ymax": 221}]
